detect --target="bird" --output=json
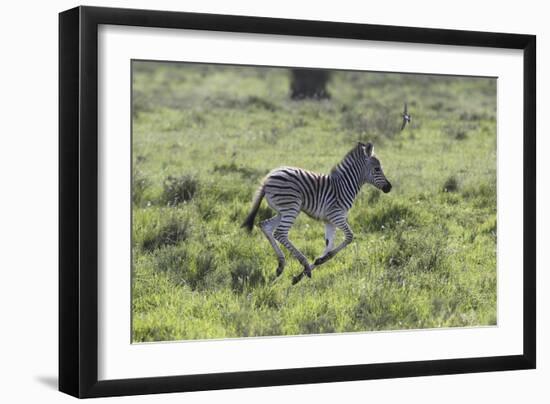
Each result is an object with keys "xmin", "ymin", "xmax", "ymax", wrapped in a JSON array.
[{"xmin": 401, "ymin": 102, "xmax": 411, "ymax": 131}]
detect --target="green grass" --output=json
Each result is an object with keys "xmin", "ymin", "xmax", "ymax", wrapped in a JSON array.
[{"xmin": 131, "ymin": 61, "xmax": 497, "ymax": 342}]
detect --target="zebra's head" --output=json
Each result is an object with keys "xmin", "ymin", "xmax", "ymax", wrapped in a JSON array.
[{"xmin": 359, "ymin": 142, "xmax": 392, "ymax": 193}]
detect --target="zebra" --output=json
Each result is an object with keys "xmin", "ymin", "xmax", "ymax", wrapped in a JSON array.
[{"xmin": 242, "ymin": 142, "xmax": 392, "ymax": 284}]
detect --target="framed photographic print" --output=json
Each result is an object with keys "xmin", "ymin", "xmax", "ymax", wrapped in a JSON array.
[{"xmin": 59, "ymin": 5, "xmax": 536, "ymax": 398}]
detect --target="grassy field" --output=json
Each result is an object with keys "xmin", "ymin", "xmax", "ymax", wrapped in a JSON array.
[{"xmin": 131, "ymin": 61, "xmax": 497, "ymax": 342}]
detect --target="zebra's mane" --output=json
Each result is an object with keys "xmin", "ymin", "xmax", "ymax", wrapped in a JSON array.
[{"xmin": 329, "ymin": 143, "xmax": 364, "ymax": 175}]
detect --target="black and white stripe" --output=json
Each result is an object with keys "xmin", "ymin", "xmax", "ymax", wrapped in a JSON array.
[{"xmin": 242, "ymin": 142, "xmax": 391, "ymax": 284}]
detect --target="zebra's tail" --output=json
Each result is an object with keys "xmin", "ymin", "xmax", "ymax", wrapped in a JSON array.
[{"xmin": 241, "ymin": 185, "xmax": 265, "ymax": 232}]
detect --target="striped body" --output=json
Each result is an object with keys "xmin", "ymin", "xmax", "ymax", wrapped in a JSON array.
[
  {"xmin": 242, "ymin": 142, "xmax": 391, "ymax": 284},
  {"xmin": 264, "ymin": 168, "xmax": 336, "ymax": 221}
]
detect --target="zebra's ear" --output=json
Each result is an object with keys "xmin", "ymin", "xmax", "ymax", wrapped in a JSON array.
[{"xmin": 362, "ymin": 142, "xmax": 374, "ymax": 157}]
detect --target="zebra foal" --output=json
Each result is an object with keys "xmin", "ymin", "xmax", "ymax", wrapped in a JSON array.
[{"xmin": 242, "ymin": 142, "xmax": 392, "ymax": 284}]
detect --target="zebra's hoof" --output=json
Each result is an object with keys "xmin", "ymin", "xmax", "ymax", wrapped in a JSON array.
[
  {"xmin": 276, "ymin": 265, "xmax": 284, "ymax": 277},
  {"xmin": 304, "ymin": 267, "xmax": 312, "ymax": 278},
  {"xmin": 292, "ymin": 273, "xmax": 304, "ymax": 285}
]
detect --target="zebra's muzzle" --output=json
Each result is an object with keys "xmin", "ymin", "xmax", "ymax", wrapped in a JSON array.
[{"xmin": 382, "ymin": 182, "xmax": 392, "ymax": 193}]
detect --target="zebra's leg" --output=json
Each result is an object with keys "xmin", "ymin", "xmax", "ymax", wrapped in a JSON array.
[
  {"xmin": 260, "ymin": 214, "xmax": 286, "ymax": 276},
  {"xmin": 310, "ymin": 222, "xmax": 336, "ymax": 271},
  {"xmin": 313, "ymin": 218, "xmax": 354, "ymax": 266},
  {"xmin": 272, "ymin": 208, "xmax": 312, "ymax": 281}
]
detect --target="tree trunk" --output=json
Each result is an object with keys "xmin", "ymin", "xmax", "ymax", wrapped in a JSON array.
[{"xmin": 290, "ymin": 69, "xmax": 330, "ymax": 100}]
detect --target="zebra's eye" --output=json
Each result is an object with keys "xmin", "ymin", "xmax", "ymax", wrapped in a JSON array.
[{"xmin": 374, "ymin": 167, "xmax": 381, "ymax": 173}]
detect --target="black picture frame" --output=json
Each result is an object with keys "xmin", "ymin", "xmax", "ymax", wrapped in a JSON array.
[{"xmin": 59, "ymin": 5, "xmax": 536, "ymax": 398}]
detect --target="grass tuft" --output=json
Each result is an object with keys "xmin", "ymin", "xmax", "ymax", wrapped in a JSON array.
[
  {"xmin": 163, "ymin": 175, "xmax": 199, "ymax": 206},
  {"xmin": 359, "ymin": 201, "xmax": 420, "ymax": 232},
  {"xmin": 142, "ymin": 216, "xmax": 190, "ymax": 252},
  {"xmin": 230, "ymin": 261, "xmax": 266, "ymax": 293}
]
